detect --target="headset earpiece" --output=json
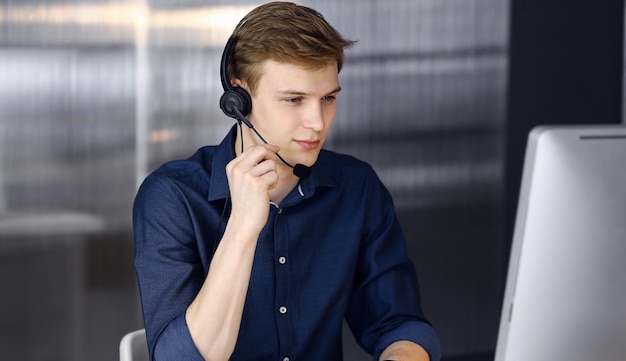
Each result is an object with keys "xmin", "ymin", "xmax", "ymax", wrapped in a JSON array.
[{"xmin": 220, "ymin": 87, "xmax": 252, "ymax": 127}]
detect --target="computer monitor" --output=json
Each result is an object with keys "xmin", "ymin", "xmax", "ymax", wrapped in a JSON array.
[{"xmin": 495, "ymin": 125, "xmax": 626, "ymax": 361}]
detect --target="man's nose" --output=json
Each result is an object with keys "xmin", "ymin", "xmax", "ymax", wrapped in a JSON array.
[{"xmin": 302, "ymin": 102, "xmax": 325, "ymax": 131}]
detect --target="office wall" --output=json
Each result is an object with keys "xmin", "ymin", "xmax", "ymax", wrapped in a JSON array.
[
  {"xmin": 505, "ymin": 0, "xmax": 624, "ymax": 243},
  {"xmin": 0, "ymin": 1, "xmax": 509, "ymax": 360}
]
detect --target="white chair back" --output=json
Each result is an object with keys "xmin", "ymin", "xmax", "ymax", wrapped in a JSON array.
[{"xmin": 119, "ymin": 329, "xmax": 148, "ymax": 361}]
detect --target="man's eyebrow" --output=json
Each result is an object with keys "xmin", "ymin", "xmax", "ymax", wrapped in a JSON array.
[
  {"xmin": 327, "ymin": 86, "xmax": 342, "ymax": 95},
  {"xmin": 277, "ymin": 86, "xmax": 342, "ymax": 96}
]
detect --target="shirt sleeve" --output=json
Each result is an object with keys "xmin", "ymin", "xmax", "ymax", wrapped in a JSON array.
[
  {"xmin": 133, "ymin": 176, "xmax": 207, "ymax": 361},
  {"xmin": 153, "ymin": 314, "xmax": 204, "ymax": 361},
  {"xmin": 344, "ymin": 168, "xmax": 441, "ymax": 361}
]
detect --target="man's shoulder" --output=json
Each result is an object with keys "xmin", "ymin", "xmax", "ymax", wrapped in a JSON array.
[
  {"xmin": 145, "ymin": 146, "xmax": 217, "ymax": 188},
  {"xmin": 317, "ymin": 149, "xmax": 374, "ymax": 174},
  {"xmin": 314, "ymin": 149, "xmax": 382, "ymax": 190}
]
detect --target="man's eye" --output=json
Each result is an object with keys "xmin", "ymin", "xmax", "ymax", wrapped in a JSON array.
[
  {"xmin": 285, "ymin": 97, "xmax": 301, "ymax": 103},
  {"xmin": 322, "ymin": 95, "xmax": 337, "ymax": 102}
]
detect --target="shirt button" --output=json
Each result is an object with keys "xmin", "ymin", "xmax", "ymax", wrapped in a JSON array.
[
  {"xmin": 279, "ymin": 306, "xmax": 287, "ymax": 314},
  {"xmin": 278, "ymin": 256, "xmax": 286, "ymax": 264}
]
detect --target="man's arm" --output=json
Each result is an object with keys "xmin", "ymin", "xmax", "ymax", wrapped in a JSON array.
[
  {"xmin": 380, "ymin": 340, "xmax": 430, "ymax": 361},
  {"xmin": 185, "ymin": 144, "xmax": 280, "ymax": 360},
  {"xmin": 184, "ymin": 216, "xmax": 261, "ymax": 360}
]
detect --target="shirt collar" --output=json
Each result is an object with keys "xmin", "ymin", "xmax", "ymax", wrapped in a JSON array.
[
  {"xmin": 207, "ymin": 125, "xmax": 336, "ymax": 202},
  {"xmin": 207, "ymin": 127, "xmax": 236, "ymax": 202}
]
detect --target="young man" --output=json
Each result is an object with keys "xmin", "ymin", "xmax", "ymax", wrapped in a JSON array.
[{"xmin": 134, "ymin": 2, "xmax": 440, "ymax": 360}]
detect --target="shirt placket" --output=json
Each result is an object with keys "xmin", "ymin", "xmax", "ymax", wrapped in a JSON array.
[{"xmin": 272, "ymin": 204, "xmax": 292, "ymax": 361}]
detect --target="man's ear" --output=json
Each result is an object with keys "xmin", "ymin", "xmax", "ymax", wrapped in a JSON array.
[
  {"xmin": 230, "ymin": 78, "xmax": 252, "ymax": 98},
  {"xmin": 231, "ymin": 78, "xmax": 244, "ymax": 88}
]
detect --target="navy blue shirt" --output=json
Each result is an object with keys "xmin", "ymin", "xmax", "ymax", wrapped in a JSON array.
[{"xmin": 134, "ymin": 126, "xmax": 441, "ymax": 361}]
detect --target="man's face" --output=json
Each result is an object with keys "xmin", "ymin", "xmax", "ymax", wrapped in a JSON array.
[{"xmin": 246, "ymin": 59, "xmax": 341, "ymax": 168}]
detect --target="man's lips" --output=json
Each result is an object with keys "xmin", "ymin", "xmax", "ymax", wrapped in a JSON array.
[{"xmin": 295, "ymin": 140, "xmax": 321, "ymax": 150}]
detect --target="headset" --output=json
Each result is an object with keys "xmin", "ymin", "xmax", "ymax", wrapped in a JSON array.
[
  {"xmin": 219, "ymin": 31, "xmax": 311, "ymax": 179},
  {"xmin": 219, "ymin": 35, "xmax": 253, "ymax": 129}
]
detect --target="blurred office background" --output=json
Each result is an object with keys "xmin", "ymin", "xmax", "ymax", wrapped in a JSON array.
[{"xmin": 0, "ymin": 0, "xmax": 622, "ymax": 360}]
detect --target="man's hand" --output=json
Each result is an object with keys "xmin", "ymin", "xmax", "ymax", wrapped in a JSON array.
[
  {"xmin": 226, "ymin": 143, "xmax": 280, "ymax": 233},
  {"xmin": 379, "ymin": 340, "xmax": 430, "ymax": 361}
]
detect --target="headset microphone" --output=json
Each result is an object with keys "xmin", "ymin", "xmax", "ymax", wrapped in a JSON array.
[
  {"xmin": 292, "ymin": 163, "xmax": 311, "ymax": 179},
  {"xmin": 220, "ymin": 35, "xmax": 311, "ymax": 179}
]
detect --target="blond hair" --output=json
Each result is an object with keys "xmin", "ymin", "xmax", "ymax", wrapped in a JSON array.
[{"xmin": 228, "ymin": 2, "xmax": 355, "ymax": 95}]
